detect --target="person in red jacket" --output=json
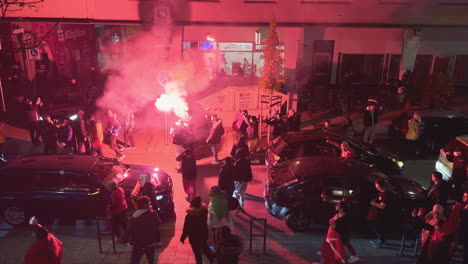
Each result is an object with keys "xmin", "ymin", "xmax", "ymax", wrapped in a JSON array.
[
  {"xmin": 24, "ymin": 221, "xmax": 63, "ymax": 264},
  {"xmin": 107, "ymin": 181, "xmax": 128, "ymax": 243}
]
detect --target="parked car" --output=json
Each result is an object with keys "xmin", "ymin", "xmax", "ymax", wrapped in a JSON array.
[
  {"xmin": 435, "ymin": 135, "xmax": 468, "ymax": 181},
  {"xmin": 0, "ymin": 154, "xmax": 174, "ymax": 225},
  {"xmin": 264, "ymin": 158, "xmax": 426, "ymax": 232},
  {"xmin": 389, "ymin": 109, "xmax": 468, "ymax": 153},
  {"xmin": 266, "ymin": 130, "xmax": 404, "ymax": 176}
]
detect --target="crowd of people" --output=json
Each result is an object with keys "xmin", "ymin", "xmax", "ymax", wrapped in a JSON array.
[{"xmin": 11, "ymin": 96, "xmax": 137, "ymax": 162}]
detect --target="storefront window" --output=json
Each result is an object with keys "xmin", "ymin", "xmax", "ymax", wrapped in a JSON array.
[{"xmin": 182, "ymin": 41, "xmax": 283, "ymax": 78}]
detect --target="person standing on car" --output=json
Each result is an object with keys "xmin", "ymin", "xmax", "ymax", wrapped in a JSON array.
[
  {"xmin": 206, "ymin": 114, "xmax": 224, "ymax": 164},
  {"xmin": 176, "ymin": 148, "xmax": 197, "ymax": 202},
  {"xmin": 363, "ymin": 102, "xmax": 380, "ymax": 144},
  {"xmin": 24, "ymin": 221, "xmax": 63, "ymax": 264},
  {"xmin": 405, "ymin": 112, "xmax": 422, "ymax": 156},
  {"xmin": 106, "ymin": 111, "xmax": 125, "ymax": 161},
  {"xmin": 233, "ymin": 149, "xmax": 252, "ymax": 214},
  {"xmin": 127, "ymin": 196, "xmax": 162, "ymax": 264},
  {"xmin": 180, "ymin": 196, "xmax": 215, "ymax": 264},
  {"xmin": 445, "ymin": 149, "xmax": 467, "ymax": 202},
  {"xmin": 88, "ymin": 115, "xmax": 104, "ymax": 157},
  {"xmin": 218, "ymin": 157, "xmax": 236, "ymax": 197},
  {"xmin": 369, "ymin": 179, "xmax": 391, "ymax": 248},
  {"xmin": 107, "ymin": 181, "xmax": 128, "ymax": 243},
  {"xmin": 123, "ymin": 107, "xmax": 136, "ymax": 150},
  {"xmin": 427, "ymin": 172, "xmax": 451, "ymax": 208}
]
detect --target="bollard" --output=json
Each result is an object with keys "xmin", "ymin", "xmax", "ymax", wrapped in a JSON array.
[
  {"xmin": 96, "ymin": 217, "xmax": 116, "ymax": 253},
  {"xmin": 249, "ymin": 218, "xmax": 267, "ymax": 254}
]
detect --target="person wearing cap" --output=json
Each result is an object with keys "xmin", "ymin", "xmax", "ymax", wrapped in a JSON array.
[
  {"xmin": 218, "ymin": 157, "xmax": 236, "ymax": 197},
  {"xmin": 106, "ymin": 181, "xmax": 128, "ymax": 243},
  {"xmin": 176, "ymin": 148, "xmax": 197, "ymax": 201},
  {"xmin": 24, "ymin": 221, "xmax": 63, "ymax": 264},
  {"xmin": 180, "ymin": 197, "xmax": 215, "ymax": 264},
  {"xmin": 208, "ymin": 186, "xmax": 230, "ymax": 230}
]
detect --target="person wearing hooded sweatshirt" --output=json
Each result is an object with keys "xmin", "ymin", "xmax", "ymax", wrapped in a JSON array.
[
  {"xmin": 230, "ymin": 136, "xmax": 249, "ymax": 160},
  {"xmin": 127, "ymin": 196, "xmax": 162, "ymax": 264},
  {"xmin": 24, "ymin": 221, "xmax": 63, "ymax": 264},
  {"xmin": 208, "ymin": 186, "xmax": 231, "ymax": 230},
  {"xmin": 180, "ymin": 196, "xmax": 215, "ymax": 264},
  {"xmin": 106, "ymin": 181, "xmax": 128, "ymax": 242},
  {"xmin": 176, "ymin": 148, "xmax": 197, "ymax": 201},
  {"xmin": 233, "ymin": 149, "xmax": 253, "ymax": 214},
  {"xmin": 218, "ymin": 157, "xmax": 236, "ymax": 197},
  {"xmin": 130, "ymin": 173, "xmax": 159, "ymax": 212}
]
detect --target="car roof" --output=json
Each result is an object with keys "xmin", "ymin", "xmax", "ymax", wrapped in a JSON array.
[
  {"xmin": 404, "ymin": 109, "xmax": 467, "ymax": 119},
  {"xmin": 280, "ymin": 130, "xmax": 345, "ymax": 143},
  {"xmin": 1, "ymin": 154, "xmax": 99, "ymax": 172},
  {"xmin": 456, "ymin": 135, "xmax": 468, "ymax": 146}
]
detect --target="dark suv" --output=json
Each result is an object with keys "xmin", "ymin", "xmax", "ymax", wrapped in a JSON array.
[
  {"xmin": 264, "ymin": 158, "xmax": 426, "ymax": 232},
  {"xmin": 266, "ymin": 130, "xmax": 404, "ymax": 176},
  {"xmin": 0, "ymin": 155, "xmax": 174, "ymax": 225}
]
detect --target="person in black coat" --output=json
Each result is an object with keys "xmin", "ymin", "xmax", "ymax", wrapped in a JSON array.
[
  {"xmin": 131, "ymin": 173, "xmax": 159, "ymax": 212},
  {"xmin": 286, "ymin": 108, "xmax": 301, "ymax": 132},
  {"xmin": 206, "ymin": 114, "xmax": 224, "ymax": 164},
  {"xmin": 38, "ymin": 114, "xmax": 59, "ymax": 154},
  {"xmin": 127, "ymin": 196, "xmax": 162, "ymax": 264},
  {"xmin": 180, "ymin": 197, "xmax": 215, "ymax": 264},
  {"xmin": 233, "ymin": 149, "xmax": 253, "ymax": 213},
  {"xmin": 264, "ymin": 112, "xmax": 286, "ymax": 139},
  {"xmin": 230, "ymin": 136, "xmax": 249, "ymax": 160},
  {"xmin": 363, "ymin": 100, "xmax": 381, "ymax": 144},
  {"xmin": 218, "ymin": 157, "xmax": 236, "ymax": 197},
  {"xmin": 176, "ymin": 148, "xmax": 197, "ymax": 201},
  {"xmin": 445, "ymin": 149, "xmax": 467, "ymax": 201},
  {"xmin": 427, "ymin": 172, "xmax": 451, "ymax": 208}
]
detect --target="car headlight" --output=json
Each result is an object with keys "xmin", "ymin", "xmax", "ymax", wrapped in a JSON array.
[
  {"xmin": 156, "ymin": 195, "xmax": 164, "ymax": 201},
  {"xmin": 397, "ymin": 161, "xmax": 404, "ymax": 168}
]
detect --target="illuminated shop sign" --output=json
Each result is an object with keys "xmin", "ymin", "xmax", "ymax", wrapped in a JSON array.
[{"xmin": 219, "ymin": 42, "xmax": 253, "ymax": 51}]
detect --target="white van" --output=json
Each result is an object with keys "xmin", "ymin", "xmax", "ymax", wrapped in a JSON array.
[{"xmin": 435, "ymin": 135, "xmax": 468, "ymax": 181}]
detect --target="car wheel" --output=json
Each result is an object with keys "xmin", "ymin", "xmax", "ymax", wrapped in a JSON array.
[
  {"xmin": 2, "ymin": 205, "xmax": 27, "ymax": 226},
  {"xmin": 285, "ymin": 210, "xmax": 311, "ymax": 232}
]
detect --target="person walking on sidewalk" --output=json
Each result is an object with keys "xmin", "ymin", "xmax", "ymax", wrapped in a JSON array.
[
  {"xmin": 170, "ymin": 119, "xmax": 192, "ymax": 172},
  {"xmin": 176, "ymin": 148, "xmax": 197, "ymax": 201},
  {"xmin": 233, "ymin": 149, "xmax": 252, "ymax": 214},
  {"xmin": 106, "ymin": 181, "xmax": 128, "ymax": 243},
  {"xmin": 208, "ymin": 186, "xmax": 231, "ymax": 230},
  {"xmin": 331, "ymin": 201, "xmax": 359, "ymax": 263},
  {"xmin": 218, "ymin": 157, "xmax": 236, "ymax": 197},
  {"xmin": 217, "ymin": 225, "xmax": 242, "ymax": 264},
  {"xmin": 127, "ymin": 196, "xmax": 162, "ymax": 264},
  {"xmin": 368, "ymin": 179, "xmax": 392, "ymax": 248},
  {"xmin": 88, "ymin": 115, "xmax": 104, "ymax": 157},
  {"xmin": 206, "ymin": 114, "xmax": 224, "ymax": 164},
  {"xmin": 363, "ymin": 102, "xmax": 380, "ymax": 144},
  {"xmin": 106, "ymin": 111, "xmax": 125, "ymax": 161},
  {"xmin": 180, "ymin": 196, "xmax": 215, "ymax": 264},
  {"xmin": 123, "ymin": 107, "xmax": 136, "ymax": 150}
]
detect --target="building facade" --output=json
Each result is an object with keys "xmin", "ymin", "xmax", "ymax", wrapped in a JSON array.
[{"xmin": 5, "ymin": 0, "xmax": 468, "ymax": 100}]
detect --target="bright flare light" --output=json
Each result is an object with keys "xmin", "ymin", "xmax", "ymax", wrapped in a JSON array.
[{"xmin": 155, "ymin": 82, "xmax": 190, "ymax": 121}]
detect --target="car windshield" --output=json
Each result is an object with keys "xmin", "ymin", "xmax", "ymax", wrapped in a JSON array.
[{"xmin": 89, "ymin": 158, "xmax": 128, "ymax": 185}]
